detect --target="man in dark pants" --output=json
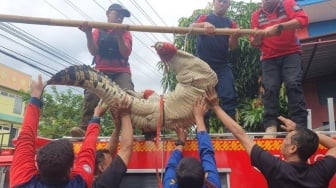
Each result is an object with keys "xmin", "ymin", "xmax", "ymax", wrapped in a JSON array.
[
  {"xmin": 250, "ymin": 0, "xmax": 308, "ymax": 138},
  {"xmin": 191, "ymin": 0, "xmax": 240, "ymax": 130},
  {"xmin": 76, "ymin": 3, "xmax": 134, "ymax": 135}
]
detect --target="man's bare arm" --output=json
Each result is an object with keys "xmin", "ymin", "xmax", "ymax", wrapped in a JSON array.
[
  {"xmin": 206, "ymin": 87, "xmax": 255, "ymax": 155},
  {"xmin": 79, "ymin": 23, "xmax": 98, "ymax": 55},
  {"xmin": 318, "ymin": 133, "xmax": 336, "ymax": 158},
  {"xmin": 117, "ymin": 97, "xmax": 134, "ymax": 165},
  {"xmin": 106, "ymin": 124, "xmax": 121, "ymax": 157}
]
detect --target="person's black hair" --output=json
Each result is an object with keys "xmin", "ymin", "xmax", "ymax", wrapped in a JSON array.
[
  {"xmin": 36, "ymin": 139, "xmax": 74, "ymax": 185},
  {"xmin": 94, "ymin": 149, "xmax": 110, "ymax": 175},
  {"xmin": 291, "ymin": 126, "xmax": 319, "ymax": 162},
  {"xmin": 176, "ymin": 157, "xmax": 205, "ymax": 188}
]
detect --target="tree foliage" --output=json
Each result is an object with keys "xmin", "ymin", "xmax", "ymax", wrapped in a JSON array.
[{"xmin": 36, "ymin": 87, "xmax": 83, "ymax": 138}]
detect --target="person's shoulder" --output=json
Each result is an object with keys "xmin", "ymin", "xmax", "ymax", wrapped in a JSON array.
[
  {"xmin": 251, "ymin": 144, "xmax": 274, "ymax": 158},
  {"xmin": 195, "ymin": 14, "xmax": 209, "ymax": 23},
  {"xmin": 251, "ymin": 8, "xmax": 262, "ymax": 17},
  {"xmin": 123, "ymin": 30, "xmax": 132, "ymax": 37},
  {"xmin": 224, "ymin": 17, "xmax": 237, "ymax": 27},
  {"xmin": 283, "ymin": 0, "xmax": 297, "ymax": 5},
  {"xmin": 92, "ymin": 29, "xmax": 99, "ymax": 36},
  {"xmin": 198, "ymin": 13, "xmax": 210, "ymax": 17},
  {"xmin": 322, "ymin": 155, "xmax": 336, "ymax": 163},
  {"xmin": 282, "ymin": 0, "xmax": 303, "ymax": 11}
]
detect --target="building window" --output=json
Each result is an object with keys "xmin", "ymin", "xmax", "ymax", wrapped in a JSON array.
[
  {"xmin": 0, "ymin": 91, "xmax": 8, "ymax": 97},
  {"xmin": 13, "ymin": 96, "xmax": 23, "ymax": 115},
  {"xmin": 0, "ymin": 90, "xmax": 15, "ymax": 98},
  {"xmin": 0, "ymin": 126, "xmax": 10, "ymax": 131}
]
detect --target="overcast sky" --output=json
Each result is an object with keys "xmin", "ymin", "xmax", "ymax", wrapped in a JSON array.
[{"xmin": 0, "ymin": 0, "xmax": 214, "ymax": 94}]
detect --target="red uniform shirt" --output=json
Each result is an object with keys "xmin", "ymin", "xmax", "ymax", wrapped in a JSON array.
[
  {"xmin": 92, "ymin": 29, "xmax": 132, "ymax": 73},
  {"xmin": 10, "ymin": 98, "xmax": 100, "ymax": 188},
  {"xmin": 251, "ymin": 0, "xmax": 308, "ymax": 60}
]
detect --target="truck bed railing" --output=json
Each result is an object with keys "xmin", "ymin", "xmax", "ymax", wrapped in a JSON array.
[{"xmin": 62, "ymin": 131, "xmax": 336, "ymax": 142}]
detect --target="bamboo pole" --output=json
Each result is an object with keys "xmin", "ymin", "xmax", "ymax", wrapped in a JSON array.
[{"xmin": 0, "ymin": 14, "xmax": 256, "ymax": 35}]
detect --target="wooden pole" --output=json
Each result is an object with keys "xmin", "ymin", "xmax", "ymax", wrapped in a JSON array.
[{"xmin": 0, "ymin": 14, "xmax": 256, "ymax": 35}]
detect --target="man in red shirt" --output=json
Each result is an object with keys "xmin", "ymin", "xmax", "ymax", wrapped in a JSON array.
[
  {"xmin": 10, "ymin": 75, "xmax": 106, "ymax": 188},
  {"xmin": 77, "ymin": 3, "xmax": 134, "ymax": 134},
  {"xmin": 250, "ymin": 0, "xmax": 309, "ymax": 138}
]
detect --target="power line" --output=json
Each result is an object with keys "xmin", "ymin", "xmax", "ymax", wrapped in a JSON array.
[
  {"xmin": 64, "ymin": 0, "xmax": 92, "ymax": 20},
  {"xmin": 8, "ymin": 23, "xmax": 84, "ymax": 65},
  {"xmin": 112, "ymin": 0, "xmax": 164, "ymax": 43},
  {"xmin": 0, "ymin": 45, "xmax": 59, "ymax": 73},
  {"xmin": 43, "ymin": 0, "xmax": 70, "ymax": 19},
  {"xmin": 0, "ymin": 33, "xmax": 73, "ymax": 70},
  {"xmin": 92, "ymin": 0, "xmax": 106, "ymax": 11},
  {"xmin": 131, "ymin": 52, "xmax": 163, "ymax": 78},
  {"xmin": 0, "ymin": 46, "xmax": 83, "ymax": 93},
  {"xmin": 0, "ymin": 48, "xmax": 54, "ymax": 76},
  {"xmin": 130, "ymin": 0, "xmax": 172, "ymax": 42},
  {"xmin": 144, "ymin": 0, "xmax": 169, "ymax": 26},
  {"xmin": 0, "ymin": 23, "xmax": 81, "ymax": 66}
]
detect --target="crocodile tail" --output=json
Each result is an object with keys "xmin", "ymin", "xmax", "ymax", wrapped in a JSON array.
[{"xmin": 47, "ymin": 65, "xmax": 160, "ymax": 132}]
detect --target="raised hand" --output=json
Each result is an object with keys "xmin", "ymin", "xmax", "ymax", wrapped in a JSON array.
[
  {"xmin": 117, "ymin": 96, "xmax": 132, "ymax": 117},
  {"xmin": 78, "ymin": 21, "xmax": 92, "ymax": 34},
  {"xmin": 231, "ymin": 28, "xmax": 242, "ymax": 39},
  {"xmin": 279, "ymin": 116, "xmax": 297, "ymax": 132},
  {"xmin": 93, "ymin": 102, "xmax": 108, "ymax": 118},
  {"xmin": 193, "ymin": 97, "xmax": 208, "ymax": 132},
  {"xmin": 264, "ymin": 24, "xmax": 281, "ymax": 37},
  {"xmin": 205, "ymin": 87, "xmax": 219, "ymax": 108},
  {"xmin": 30, "ymin": 74, "xmax": 44, "ymax": 99},
  {"xmin": 112, "ymin": 28, "xmax": 126, "ymax": 39},
  {"xmin": 175, "ymin": 126, "xmax": 187, "ymax": 143},
  {"xmin": 251, "ymin": 28, "xmax": 265, "ymax": 47},
  {"xmin": 203, "ymin": 22, "xmax": 216, "ymax": 35},
  {"xmin": 193, "ymin": 97, "xmax": 208, "ymax": 118}
]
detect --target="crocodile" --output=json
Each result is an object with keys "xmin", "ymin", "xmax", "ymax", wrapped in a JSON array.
[{"xmin": 47, "ymin": 42, "xmax": 218, "ymax": 132}]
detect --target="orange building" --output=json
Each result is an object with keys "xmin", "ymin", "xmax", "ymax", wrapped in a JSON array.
[{"xmin": 0, "ymin": 63, "xmax": 31, "ymax": 147}]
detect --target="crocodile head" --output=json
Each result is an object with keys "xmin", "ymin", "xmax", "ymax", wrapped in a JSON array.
[{"xmin": 153, "ymin": 42, "xmax": 177, "ymax": 62}]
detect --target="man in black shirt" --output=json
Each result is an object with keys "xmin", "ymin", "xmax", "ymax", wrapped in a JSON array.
[
  {"xmin": 206, "ymin": 87, "xmax": 336, "ymax": 188},
  {"xmin": 92, "ymin": 96, "xmax": 133, "ymax": 188}
]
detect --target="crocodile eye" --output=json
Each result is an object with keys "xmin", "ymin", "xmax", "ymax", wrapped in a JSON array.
[{"xmin": 154, "ymin": 42, "xmax": 163, "ymax": 50}]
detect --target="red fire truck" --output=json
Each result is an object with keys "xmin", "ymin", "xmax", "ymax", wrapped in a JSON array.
[{"xmin": 1, "ymin": 133, "xmax": 336, "ymax": 188}]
